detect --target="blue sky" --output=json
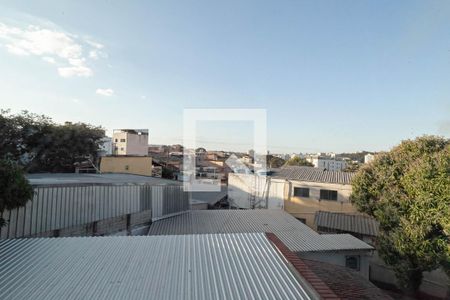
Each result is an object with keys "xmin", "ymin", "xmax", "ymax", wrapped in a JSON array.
[{"xmin": 0, "ymin": 1, "xmax": 449, "ymax": 153}]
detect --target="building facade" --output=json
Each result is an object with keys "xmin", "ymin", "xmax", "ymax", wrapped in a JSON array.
[
  {"xmin": 306, "ymin": 155, "xmax": 347, "ymax": 171},
  {"xmin": 228, "ymin": 166, "xmax": 358, "ymax": 227},
  {"xmin": 113, "ymin": 129, "xmax": 149, "ymax": 156},
  {"xmin": 100, "ymin": 156, "xmax": 153, "ymax": 176}
]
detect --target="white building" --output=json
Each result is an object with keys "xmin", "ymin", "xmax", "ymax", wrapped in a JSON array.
[
  {"xmin": 364, "ymin": 153, "xmax": 375, "ymax": 164},
  {"xmin": 113, "ymin": 129, "xmax": 149, "ymax": 156},
  {"xmin": 97, "ymin": 136, "xmax": 113, "ymax": 156},
  {"xmin": 306, "ymin": 155, "xmax": 347, "ymax": 171}
]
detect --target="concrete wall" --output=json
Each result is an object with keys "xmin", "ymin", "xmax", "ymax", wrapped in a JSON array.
[
  {"xmin": 299, "ymin": 250, "xmax": 371, "ymax": 279},
  {"xmin": 113, "ymin": 131, "xmax": 148, "ymax": 156},
  {"xmin": 100, "ymin": 156, "xmax": 152, "ymax": 176},
  {"xmin": 228, "ymin": 174, "xmax": 285, "ymax": 209},
  {"xmin": 285, "ymin": 180, "xmax": 357, "ymax": 227}
]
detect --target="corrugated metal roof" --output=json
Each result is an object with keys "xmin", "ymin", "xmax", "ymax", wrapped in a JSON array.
[
  {"xmin": 148, "ymin": 210, "xmax": 373, "ymax": 252},
  {"xmin": 0, "ymin": 233, "xmax": 314, "ymax": 300},
  {"xmin": 26, "ymin": 173, "xmax": 182, "ymax": 187},
  {"xmin": 314, "ymin": 211, "xmax": 379, "ymax": 237},
  {"xmin": 272, "ymin": 166, "xmax": 355, "ymax": 185}
]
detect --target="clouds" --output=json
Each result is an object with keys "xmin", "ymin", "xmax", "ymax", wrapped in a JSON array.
[
  {"xmin": 96, "ymin": 88, "xmax": 114, "ymax": 97},
  {"xmin": 0, "ymin": 22, "xmax": 106, "ymax": 78}
]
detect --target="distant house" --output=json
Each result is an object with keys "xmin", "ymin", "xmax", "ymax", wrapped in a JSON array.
[
  {"xmin": 306, "ymin": 154, "xmax": 347, "ymax": 171},
  {"xmin": 112, "ymin": 129, "xmax": 149, "ymax": 156},
  {"xmin": 364, "ymin": 153, "xmax": 375, "ymax": 164},
  {"xmin": 228, "ymin": 166, "xmax": 357, "ymax": 227}
]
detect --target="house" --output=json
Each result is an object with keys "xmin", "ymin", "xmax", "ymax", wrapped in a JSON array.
[
  {"xmin": 228, "ymin": 166, "xmax": 358, "ymax": 227},
  {"xmin": 112, "ymin": 129, "xmax": 149, "ymax": 156},
  {"xmin": 147, "ymin": 210, "xmax": 374, "ymax": 279},
  {"xmin": 306, "ymin": 154, "xmax": 347, "ymax": 171}
]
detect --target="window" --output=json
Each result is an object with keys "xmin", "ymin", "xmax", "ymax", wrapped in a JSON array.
[
  {"xmin": 120, "ymin": 139, "xmax": 126, "ymax": 142},
  {"xmin": 293, "ymin": 187, "xmax": 310, "ymax": 197},
  {"xmin": 320, "ymin": 189, "xmax": 338, "ymax": 201},
  {"xmin": 115, "ymin": 139, "xmax": 118, "ymax": 142},
  {"xmin": 120, "ymin": 147, "xmax": 124, "ymax": 151},
  {"xmin": 125, "ymin": 165, "xmax": 129, "ymax": 170},
  {"xmin": 345, "ymin": 255, "xmax": 360, "ymax": 271}
]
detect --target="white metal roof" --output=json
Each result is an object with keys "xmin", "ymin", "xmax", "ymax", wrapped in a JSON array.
[
  {"xmin": 0, "ymin": 233, "xmax": 315, "ymax": 300},
  {"xmin": 147, "ymin": 210, "xmax": 374, "ymax": 252}
]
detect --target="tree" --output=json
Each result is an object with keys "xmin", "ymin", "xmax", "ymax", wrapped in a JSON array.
[
  {"xmin": 29, "ymin": 122, "xmax": 105, "ymax": 173},
  {"xmin": 284, "ymin": 156, "xmax": 314, "ymax": 167},
  {"xmin": 267, "ymin": 155, "xmax": 286, "ymax": 168},
  {"xmin": 0, "ymin": 159, "xmax": 34, "ymax": 227},
  {"xmin": 351, "ymin": 136, "xmax": 450, "ymax": 292},
  {"xmin": 0, "ymin": 110, "xmax": 105, "ymax": 173},
  {"xmin": 343, "ymin": 161, "xmax": 360, "ymax": 172},
  {"xmin": 0, "ymin": 109, "xmax": 53, "ymax": 163}
]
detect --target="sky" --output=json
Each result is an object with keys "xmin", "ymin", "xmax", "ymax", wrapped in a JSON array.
[{"xmin": 0, "ymin": 0, "xmax": 449, "ymax": 153}]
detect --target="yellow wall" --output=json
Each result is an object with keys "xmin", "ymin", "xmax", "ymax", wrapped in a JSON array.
[
  {"xmin": 283, "ymin": 180, "xmax": 358, "ymax": 227},
  {"xmin": 100, "ymin": 156, "xmax": 152, "ymax": 176}
]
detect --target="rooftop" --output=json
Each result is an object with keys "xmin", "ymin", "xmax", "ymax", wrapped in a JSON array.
[
  {"xmin": 191, "ymin": 184, "xmax": 228, "ymax": 205},
  {"xmin": 272, "ymin": 166, "xmax": 355, "ymax": 185},
  {"xmin": 315, "ymin": 211, "xmax": 379, "ymax": 237},
  {"xmin": 26, "ymin": 173, "xmax": 182, "ymax": 187},
  {"xmin": 147, "ymin": 210, "xmax": 373, "ymax": 253},
  {"xmin": 303, "ymin": 259, "xmax": 392, "ymax": 299},
  {"xmin": 0, "ymin": 234, "xmax": 315, "ymax": 300}
]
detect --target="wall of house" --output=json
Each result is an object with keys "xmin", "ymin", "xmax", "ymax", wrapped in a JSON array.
[
  {"xmin": 113, "ymin": 131, "xmax": 148, "ymax": 156},
  {"xmin": 298, "ymin": 250, "xmax": 371, "ymax": 279},
  {"xmin": 125, "ymin": 132, "xmax": 149, "ymax": 156},
  {"xmin": 284, "ymin": 180, "xmax": 357, "ymax": 227},
  {"xmin": 100, "ymin": 156, "xmax": 152, "ymax": 176},
  {"xmin": 228, "ymin": 174, "xmax": 285, "ymax": 209}
]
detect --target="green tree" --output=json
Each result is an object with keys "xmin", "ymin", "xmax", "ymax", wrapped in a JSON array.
[
  {"xmin": 267, "ymin": 155, "xmax": 286, "ymax": 168},
  {"xmin": 351, "ymin": 136, "xmax": 450, "ymax": 292},
  {"xmin": 284, "ymin": 156, "xmax": 314, "ymax": 167},
  {"xmin": 0, "ymin": 109, "xmax": 53, "ymax": 163},
  {"xmin": 29, "ymin": 122, "xmax": 105, "ymax": 173},
  {"xmin": 0, "ymin": 159, "xmax": 34, "ymax": 227},
  {"xmin": 343, "ymin": 161, "xmax": 360, "ymax": 172},
  {"xmin": 0, "ymin": 110, "xmax": 105, "ymax": 173}
]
